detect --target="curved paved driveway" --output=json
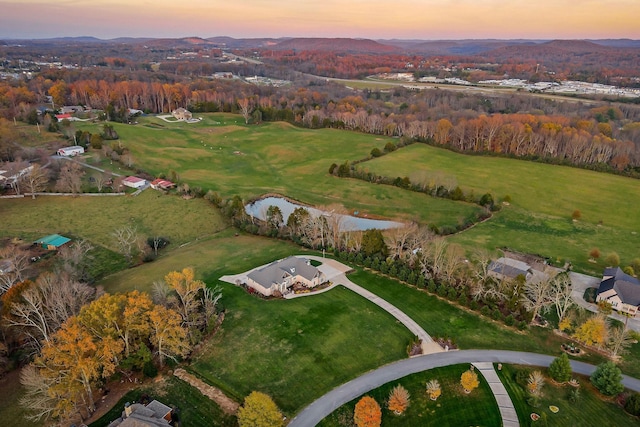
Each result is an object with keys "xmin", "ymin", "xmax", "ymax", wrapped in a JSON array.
[{"xmin": 288, "ymin": 349, "xmax": 640, "ymax": 427}]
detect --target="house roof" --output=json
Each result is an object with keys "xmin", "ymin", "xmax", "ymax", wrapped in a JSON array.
[
  {"xmin": 35, "ymin": 234, "xmax": 71, "ymax": 248},
  {"xmin": 597, "ymin": 267, "xmax": 640, "ymax": 306},
  {"xmin": 488, "ymin": 257, "xmax": 531, "ymax": 279},
  {"xmin": 123, "ymin": 176, "xmax": 145, "ymax": 184},
  {"xmin": 150, "ymin": 178, "xmax": 175, "ymax": 188},
  {"xmin": 248, "ymin": 256, "xmax": 318, "ymax": 289},
  {"xmin": 145, "ymin": 400, "xmax": 172, "ymax": 420}
]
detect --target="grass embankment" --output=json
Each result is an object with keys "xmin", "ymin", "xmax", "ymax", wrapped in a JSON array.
[
  {"xmin": 74, "ymin": 115, "xmax": 483, "ymax": 230},
  {"xmin": 364, "ymin": 143, "xmax": 640, "ymax": 272},
  {"xmin": 319, "ymin": 364, "xmax": 501, "ymax": 427},
  {"xmin": 498, "ymin": 364, "xmax": 639, "ymax": 426}
]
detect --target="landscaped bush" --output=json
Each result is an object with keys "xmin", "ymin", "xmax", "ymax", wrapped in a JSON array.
[
  {"xmin": 504, "ymin": 314, "xmax": 515, "ymax": 326},
  {"xmin": 624, "ymin": 393, "xmax": 640, "ymax": 416},
  {"xmin": 549, "ymin": 353, "xmax": 572, "ymax": 383}
]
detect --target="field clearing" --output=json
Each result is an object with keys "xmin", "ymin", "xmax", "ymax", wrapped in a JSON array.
[
  {"xmin": 0, "ymin": 191, "xmax": 226, "ymax": 251},
  {"xmin": 319, "ymin": 364, "xmax": 501, "ymax": 427},
  {"xmin": 74, "ymin": 115, "xmax": 483, "ymax": 229}
]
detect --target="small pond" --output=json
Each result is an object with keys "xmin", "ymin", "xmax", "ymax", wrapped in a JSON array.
[{"xmin": 245, "ymin": 196, "xmax": 404, "ymax": 232}]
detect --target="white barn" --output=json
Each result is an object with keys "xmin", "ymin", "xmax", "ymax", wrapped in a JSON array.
[{"xmin": 57, "ymin": 146, "xmax": 85, "ymax": 156}]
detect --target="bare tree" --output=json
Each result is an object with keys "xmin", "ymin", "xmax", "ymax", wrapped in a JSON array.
[
  {"xmin": 608, "ymin": 326, "xmax": 634, "ymax": 357},
  {"xmin": 202, "ymin": 286, "xmax": 222, "ymax": 329},
  {"xmin": 0, "ymin": 245, "xmax": 30, "ymax": 294},
  {"xmin": 19, "ymin": 364, "xmax": 58, "ymax": 422},
  {"xmin": 22, "ymin": 164, "xmax": 49, "ymax": 198},
  {"xmin": 550, "ymin": 273, "xmax": 574, "ymax": 323},
  {"xmin": 521, "ymin": 278, "xmax": 553, "ymax": 324},
  {"xmin": 55, "ymin": 160, "xmax": 84, "ymax": 194},
  {"xmin": 57, "ymin": 240, "xmax": 93, "ymax": 281},
  {"xmin": 93, "ymin": 171, "xmax": 111, "ymax": 192},
  {"xmin": 112, "ymin": 226, "xmax": 138, "ymax": 263},
  {"xmin": 237, "ymin": 97, "xmax": 253, "ymax": 124}
]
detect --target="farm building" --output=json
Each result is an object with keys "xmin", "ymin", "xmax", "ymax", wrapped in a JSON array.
[
  {"xmin": 150, "ymin": 178, "xmax": 176, "ymax": 190},
  {"xmin": 171, "ymin": 107, "xmax": 192, "ymax": 121},
  {"xmin": 57, "ymin": 146, "xmax": 85, "ymax": 156},
  {"xmin": 246, "ymin": 256, "xmax": 325, "ymax": 296},
  {"xmin": 60, "ymin": 106, "xmax": 84, "ymax": 114},
  {"xmin": 122, "ymin": 176, "xmax": 147, "ymax": 189},
  {"xmin": 35, "ymin": 234, "xmax": 71, "ymax": 250}
]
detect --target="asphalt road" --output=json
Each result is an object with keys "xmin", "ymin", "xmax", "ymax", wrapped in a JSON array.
[{"xmin": 288, "ymin": 349, "xmax": 640, "ymax": 427}]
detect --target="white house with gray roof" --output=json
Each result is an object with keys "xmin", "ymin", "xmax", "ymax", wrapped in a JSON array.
[
  {"xmin": 596, "ymin": 267, "xmax": 640, "ymax": 316},
  {"xmin": 246, "ymin": 256, "xmax": 325, "ymax": 296}
]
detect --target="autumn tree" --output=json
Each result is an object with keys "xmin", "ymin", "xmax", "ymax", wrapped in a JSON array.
[
  {"xmin": 354, "ymin": 396, "xmax": 382, "ymax": 427},
  {"xmin": 148, "ymin": 304, "xmax": 189, "ymax": 368},
  {"xmin": 589, "ymin": 248, "xmax": 601, "ymax": 260},
  {"xmin": 605, "ymin": 252, "xmax": 620, "ymax": 267},
  {"xmin": 387, "ymin": 384, "xmax": 410, "ymax": 414},
  {"xmin": 461, "ymin": 369, "xmax": 479, "ymax": 393},
  {"xmin": 548, "ymin": 353, "xmax": 572, "ymax": 383},
  {"xmin": 571, "ymin": 210, "xmax": 581, "ymax": 221},
  {"xmin": 590, "ymin": 361, "xmax": 624, "ymax": 396},
  {"xmin": 425, "ymin": 379, "xmax": 441, "ymax": 400},
  {"xmin": 237, "ymin": 391, "xmax": 283, "ymax": 427},
  {"xmin": 573, "ymin": 314, "xmax": 608, "ymax": 347}
]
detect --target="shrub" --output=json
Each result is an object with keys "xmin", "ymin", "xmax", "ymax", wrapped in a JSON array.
[
  {"xmin": 387, "ymin": 385, "xmax": 410, "ymax": 414},
  {"xmin": 568, "ymin": 388, "xmax": 581, "ymax": 404},
  {"xmin": 549, "ymin": 353, "xmax": 572, "ymax": 383},
  {"xmin": 437, "ymin": 285, "xmax": 447, "ymax": 297},
  {"xmin": 427, "ymin": 279, "xmax": 437, "ymax": 293},
  {"xmin": 425, "ymin": 379, "xmax": 441, "ymax": 401},
  {"xmin": 527, "ymin": 370, "xmax": 545, "ymax": 397},
  {"xmin": 504, "ymin": 314, "xmax": 515, "ymax": 326},
  {"xmin": 481, "ymin": 306, "xmax": 491, "ymax": 316},
  {"xmin": 492, "ymin": 309, "xmax": 503, "ymax": 321},
  {"xmin": 370, "ymin": 147, "xmax": 383, "ymax": 157},
  {"xmin": 469, "ymin": 300, "xmax": 479, "ymax": 310},
  {"xmin": 460, "ymin": 370, "xmax": 479, "ymax": 393},
  {"xmin": 624, "ymin": 393, "xmax": 640, "ymax": 416},
  {"xmin": 447, "ymin": 287, "xmax": 457, "ymax": 300},
  {"xmin": 142, "ymin": 361, "xmax": 158, "ymax": 378},
  {"xmin": 354, "ymin": 396, "xmax": 381, "ymax": 427},
  {"xmin": 590, "ymin": 361, "xmax": 624, "ymax": 396},
  {"xmin": 589, "ymin": 247, "xmax": 601, "ymax": 260},
  {"xmin": 572, "ymin": 210, "xmax": 582, "ymax": 220},
  {"xmin": 605, "ymin": 252, "xmax": 620, "ymax": 267}
]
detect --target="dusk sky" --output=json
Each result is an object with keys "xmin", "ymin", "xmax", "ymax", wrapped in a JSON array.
[{"xmin": 2, "ymin": 0, "xmax": 639, "ymax": 40}]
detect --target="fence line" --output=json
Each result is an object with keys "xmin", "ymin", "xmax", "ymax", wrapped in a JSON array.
[{"xmin": 24, "ymin": 192, "xmax": 126, "ymax": 197}]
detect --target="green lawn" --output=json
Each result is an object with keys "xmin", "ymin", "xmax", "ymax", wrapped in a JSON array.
[
  {"xmin": 319, "ymin": 364, "xmax": 501, "ymax": 427},
  {"xmin": 497, "ymin": 364, "xmax": 639, "ymax": 427},
  {"xmin": 189, "ymin": 283, "xmax": 414, "ymax": 416},
  {"xmin": 362, "ymin": 143, "xmax": 640, "ymax": 271},
  {"xmin": 0, "ymin": 190, "xmax": 227, "ymax": 252},
  {"xmin": 73, "ymin": 115, "xmax": 482, "ymax": 229}
]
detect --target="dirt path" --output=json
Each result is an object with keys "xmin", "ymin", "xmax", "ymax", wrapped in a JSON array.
[{"xmin": 173, "ymin": 368, "xmax": 239, "ymax": 414}]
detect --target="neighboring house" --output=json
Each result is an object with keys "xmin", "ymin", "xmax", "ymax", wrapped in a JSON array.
[
  {"xmin": 0, "ymin": 164, "xmax": 34, "ymax": 188},
  {"xmin": 57, "ymin": 145, "xmax": 85, "ymax": 156},
  {"xmin": 246, "ymin": 256, "xmax": 325, "ymax": 296},
  {"xmin": 596, "ymin": 267, "xmax": 640, "ymax": 316},
  {"xmin": 60, "ymin": 105, "xmax": 84, "ymax": 114},
  {"xmin": 123, "ymin": 176, "xmax": 147, "ymax": 189},
  {"xmin": 35, "ymin": 234, "xmax": 71, "ymax": 250},
  {"xmin": 150, "ymin": 178, "xmax": 176, "ymax": 190},
  {"xmin": 488, "ymin": 257, "xmax": 533, "ymax": 281},
  {"xmin": 171, "ymin": 107, "xmax": 192, "ymax": 121},
  {"xmin": 0, "ymin": 259, "xmax": 13, "ymax": 275},
  {"xmin": 108, "ymin": 399, "xmax": 172, "ymax": 427}
]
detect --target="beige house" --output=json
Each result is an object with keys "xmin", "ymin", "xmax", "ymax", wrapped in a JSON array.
[
  {"xmin": 246, "ymin": 256, "xmax": 325, "ymax": 296},
  {"xmin": 596, "ymin": 267, "xmax": 640, "ymax": 316},
  {"xmin": 171, "ymin": 107, "xmax": 192, "ymax": 121}
]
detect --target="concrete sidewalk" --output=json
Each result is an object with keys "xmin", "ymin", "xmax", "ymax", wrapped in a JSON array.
[{"xmin": 473, "ymin": 362, "xmax": 519, "ymax": 427}]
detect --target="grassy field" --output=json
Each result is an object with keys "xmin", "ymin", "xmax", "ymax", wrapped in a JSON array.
[
  {"xmin": 497, "ymin": 364, "xmax": 639, "ymax": 426},
  {"xmin": 0, "ymin": 190, "xmax": 227, "ymax": 251},
  {"xmin": 363, "ymin": 143, "xmax": 640, "ymax": 271},
  {"xmin": 318, "ymin": 364, "xmax": 501, "ymax": 427},
  {"xmin": 73, "ymin": 115, "xmax": 483, "ymax": 229},
  {"xmin": 189, "ymin": 283, "xmax": 414, "ymax": 416}
]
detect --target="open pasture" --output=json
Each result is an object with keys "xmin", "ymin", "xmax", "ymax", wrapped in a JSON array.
[
  {"xmin": 75, "ymin": 114, "xmax": 483, "ymax": 229},
  {"xmin": 364, "ymin": 143, "xmax": 640, "ymax": 270}
]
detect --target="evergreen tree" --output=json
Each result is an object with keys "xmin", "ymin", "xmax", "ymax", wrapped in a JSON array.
[{"xmin": 549, "ymin": 353, "xmax": 573, "ymax": 383}]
